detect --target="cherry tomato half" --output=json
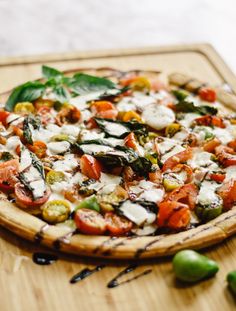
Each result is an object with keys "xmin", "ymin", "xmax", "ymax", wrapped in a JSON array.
[
  {"xmin": 74, "ymin": 208, "xmax": 107, "ymax": 235},
  {"xmin": 80, "ymin": 154, "xmax": 102, "ymax": 180},
  {"xmin": 105, "ymin": 212, "xmax": 133, "ymax": 236},
  {"xmin": 198, "ymin": 87, "xmax": 216, "ymax": 102},
  {"xmin": 15, "ymin": 182, "xmax": 50, "ymax": 209}
]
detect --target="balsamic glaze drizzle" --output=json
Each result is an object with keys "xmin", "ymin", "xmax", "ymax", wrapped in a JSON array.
[
  {"xmin": 107, "ymin": 265, "xmax": 152, "ymax": 288},
  {"xmin": 33, "ymin": 252, "xmax": 58, "ymax": 265},
  {"xmin": 34, "ymin": 224, "xmax": 50, "ymax": 244},
  {"xmin": 70, "ymin": 265, "xmax": 106, "ymax": 284}
]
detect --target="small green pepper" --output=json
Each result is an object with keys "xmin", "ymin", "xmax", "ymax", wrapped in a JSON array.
[
  {"xmin": 173, "ymin": 250, "xmax": 219, "ymax": 283},
  {"xmin": 76, "ymin": 195, "xmax": 100, "ymax": 212},
  {"xmin": 196, "ymin": 198, "xmax": 223, "ymax": 222},
  {"xmin": 227, "ymin": 271, "xmax": 236, "ymax": 295},
  {"xmin": 50, "ymin": 134, "xmax": 71, "ymax": 143},
  {"xmin": 172, "ymin": 89, "xmax": 189, "ymax": 101},
  {"xmin": 163, "ymin": 173, "xmax": 182, "ymax": 191}
]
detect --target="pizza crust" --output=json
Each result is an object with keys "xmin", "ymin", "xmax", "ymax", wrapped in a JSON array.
[{"xmin": 0, "ymin": 69, "xmax": 236, "ymax": 259}]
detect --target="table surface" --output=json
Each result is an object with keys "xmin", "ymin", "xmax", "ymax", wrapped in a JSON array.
[
  {"xmin": 0, "ymin": 44, "xmax": 236, "ymax": 311},
  {"xmin": 0, "ymin": 0, "xmax": 236, "ymax": 72}
]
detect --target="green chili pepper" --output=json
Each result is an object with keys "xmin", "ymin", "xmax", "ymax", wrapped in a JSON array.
[
  {"xmin": 76, "ymin": 195, "xmax": 100, "ymax": 212},
  {"xmin": 227, "ymin": 271, "xmax": 236, "ymax": 295},
  {"xmin": 173, "ymin": 250, "xmax": 219, "ymax": 283}
]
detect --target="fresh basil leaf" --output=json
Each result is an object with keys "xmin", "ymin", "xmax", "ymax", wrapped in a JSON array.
[
  {"xmin": 130, "ymin": 157, "xmax": 152, "ymax": 176},
  {"xmin": 175, "ymin": 101, "xmax": 218, "ymax": 115},
  {"xmin": 172, "ymin": 89, "xmax": 188, "ymax": 101},
  {"xmin": 94, "ymin": 118, "xmax": 148, "ymax": 138},
  {"xmin": 5, "ymin": 81, "xmax": 45, "ymax": 112},
  {"xmin": 52, "ymin": 85, "xmax": 70, "ymax": 103},
  {"xmin": 30, "ymin": 152, "xmax": 45, "ymax": 178},
  {"xmin": 23, "ymin": 116, "xmax": 41, "ymax": 145},
  {"xmin": 42, "ymin": 65, "xmax": 63, "ymax": 80},
  {"xmin": 67, "ymin": 73, "xmax": 117, "ymax": 95}
]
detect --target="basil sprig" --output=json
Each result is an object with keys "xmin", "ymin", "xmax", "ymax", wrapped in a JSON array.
[{"xmin": 5, "ymin": 65, "xmax": 124, "ymax": 111}]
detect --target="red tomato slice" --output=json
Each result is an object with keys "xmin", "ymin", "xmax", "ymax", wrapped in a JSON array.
[
  {"xmin": 210, "ymin": 172, "xmax": 226, "ymax": 183},
  {"xmin": 215, "ymin": 145, "xmax": 236, "ymax": 167},
  {"xmin": 157, "ymin": 201, "xmax": 190, "ymax": 229},
  {"xmin": 80, "ymin": 154, "xmax": 102, "ymax": 180},
  {"xmin": 164, "ymin": 183, "xmax": 198, "ymax": 210},
  {"xmin": 203, "ymin": 138, "xmax": 221, "ymax": 153},
  {"xmin": 198, "ymin": 87, "xmax": 216, "ymax": 102},
  {"xmin": 124, "ymin": 132, "xmax": 138, "ymax": 150},
  {"xmin": 217, "ymin": 180, "xmax": 236, "ymax": 210},
  {"xmin": 172, "ymin": 164, "xmax": 193, "ymax": 184},
  {"xmin": 162, "ymin": 147, "xmax": 193, "ymax": 172},
  {"xmin": 0, "ymin": 159, "xmax": 19, "ymax": 188},
  {"xmin": 15, "ymin": 182, "xmax": 50, "ymax": 208},
  {"xmin": 105, "ymin": 212, "xmax": 133, "ymax": 236},
  {"xmin": 74, "ymin": 208, "xmax": 107, "ymax": 235},
  {"xmin": 195, "ymin": 115, "xmax": 225, "ymax": 128},
  {"xmin": 0, "ymin": 110, "xmax": 10, "ymax": 126},
  {"xmin": 228, "ymin": 139, "xmax": 236, "ymax": 151}
]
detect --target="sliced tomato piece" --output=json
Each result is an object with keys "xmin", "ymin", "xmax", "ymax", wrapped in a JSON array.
[
  {"xmin": 0, "ymin": 159, "xmax": 19, "ymax": 188},
  {"xmin": 210, "ymin": 172, "xmax": 226, "ymax": 183},
  {"xmin": 215, "ymin": 145, "xmax": 236, "ymax": 167},
  {"xmin": 194, "ymin": 115, "xmax": 225, "ymax": 128},
  {"xmin": 172, "ymin": 164, "xmax": 193, "ymax": 183},
  {"xmin": 27, "ymin": 141, "xmax": 47, "ymax": 158},
  {"xmin": 228, "ymin": 139, "xmax": 236, "ymax": 151},
  {"xmin": 162, "ymin": 147, "xmax": 193, "ymax": 172},
  {"xmin": 15, "ymin": 182, "xmax": 50, "ymax": 208},
  {"xmin": 198, "ymin": 87, "xmax": 216, "ymax": 102},
  {"xmin": 124, "ymin": 132, "xmax": 138, "ymax": 150},
  {"xmin": 0, "ymin": 110, "xmax": 10, "ymax": 126},
  {"xmin": 164, "ymin": 183, "xmax": 198, "ymax": 210},
  {"xmin": 203, "ymin": 138, "xmax": 221, "ymax": 153},
  {"xmin": 149, "ymin": 169, "xmax": 162, "ymax": 186},
  {"xmin": 157, "ymin": 201, "xmax": 190, "ymax": 229},
  {"xmin": 80, "ymin": 154, "xmax": 102, "ymax": 180},
  {"xmin": 91, "ymin": 101, "xmax": 118, "ymax": 120},
  {"xmin": 86, "ymin": 117, "xmax": 98, "ymax": 129},
  {"xmin": 74, "ymin": 208, "xmax": 106, "ymax": 235},
  {"xmin": 217, "ymin": 180, "xmax": 236, "ymax": 210},
  {"xmin": 105, "ymin": 212, "xmax": 132, "ymax": 236}
]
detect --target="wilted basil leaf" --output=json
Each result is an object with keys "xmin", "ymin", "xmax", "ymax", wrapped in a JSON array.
[
  {"xmin": 42, "ymin": 65, "xmax": 63, "ymax": 80},
  {"xmin": 175, "ymin": 100, "xmax": 217, "ymax": 115}
]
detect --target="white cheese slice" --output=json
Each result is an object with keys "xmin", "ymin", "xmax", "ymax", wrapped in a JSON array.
[
  {"xmin": 142, "ymin": 104, "xmax": 175, "ymax": 130},
  {"xmin": 119, "ymin": 201, "xmax": 155, "ymax": 226},
  {"xmin": 179, "ymin": 113, "xmax": 200, "ymax": 128},
  {"xmin": 19, "ymin": 148, "xmax": 32, "ymax": 172},
  {"xmin": 30, "ymin": 179, "xmax": 46, "ymax": 199},
  {"xmin": 132, "ymin": 224, "xmax": 157, "ymax": 236},
  {"xmin": 60, "ymin": 124, "xmax": 80, "ymax": 138},
  {"xmin": 213, "ymin": 128, "xmax": 234, "ymax": 145},
  {"xmin": 116, "ymin": 97, "xmax": 137, "ymax": 112},
  {"xmin": 53, "ymin": 154, "xmax": 78, "ymax": 171},
  {"xmin": 5, "ymin": 136, "xmax": 22, "ymax": 155},
  {"xmin": 188, "ymin": 151, "xmax": 217, "ymax": 169},
  {"xmin": 225, "ymin": 166, "xmax": 236, "ymax": 181},
  {"xmin": 80, "ymin": 144, "xmax": 113, "ymax": 154},
  {"xmin": 139, "ymin": 188, "xmax": 164, "ymax": 203},
  {"xmin": 48, "ymin": 141, "xmax": 70, "ymax": 155},
  {"xmin": 197, "ymin": 180, "xmax": 220, "ymax": 205}
]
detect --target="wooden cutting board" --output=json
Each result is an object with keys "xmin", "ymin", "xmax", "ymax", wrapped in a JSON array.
[{"xmin": 0, "ymin": 44, "xmax": 236, "ymax": 311}]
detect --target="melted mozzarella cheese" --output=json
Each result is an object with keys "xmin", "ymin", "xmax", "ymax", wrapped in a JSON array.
[
  {"xmin": 142, "ymin": 104, "xmax": 175, "ymax": 130},
  {"xmin": 105, "ymin": 122, "xmax": 128, "ymax": 137},
  {"xmin": 225, "ymin": 166, "xmax": 236, "ymax": 181},
  {"xmin": 188, "ymin": 150, "xmax": 218, "ymax": 169},
  {"xmin": 116, "ymin": 97, "xmax": 137, "ymax": 111},
  {"xmin": 30, "ymin": 179, "xmax": 46, "ymax": 199},
  {"xmin": 132, "ymin": 224, "xmax": 157, "ymax": 236},
  {"xmin": 53, "ymin": 154, "xmax": 78, "ymax": 171},
  {"xmin": 119, "ymin": 201, "xmax": 155, "ymax": 226},
  {"xmin": 179, "ymin": 113, "xmax": 200, "ymax": 128},
  {"xmin": 213, "ymin": 128, "xmax": 233, "ymax": 144},
  {"xmin": 48, "ymin": 141, "xmax": 70, "ymax": 155},
  {"xmin": 129, "ymin": 180, "xmax": 164, "ymax": 203},
  {"xmin": 19, "ymin": 148, "xmax": 32, "ymax": 171},
  {"xmin": 197, "ymin": 180, "xmax": 220, "ymax": 205},
  {"xmin": 80, "ymin": 144, "xmax": 113, "ymax": 154},
  {"xmin": 5, "ymin": 136, "xmax": 22, "ymax": 154}
]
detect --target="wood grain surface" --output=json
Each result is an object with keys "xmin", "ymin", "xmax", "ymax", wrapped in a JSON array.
[{"xmin": 0, "ymin": 44, "xmax": 236, "ymax": 311}]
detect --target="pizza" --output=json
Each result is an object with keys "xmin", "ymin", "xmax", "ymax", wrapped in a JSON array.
[{"xmin": 0, "ymin": 65, "xmax": 236, "ymax": 258}]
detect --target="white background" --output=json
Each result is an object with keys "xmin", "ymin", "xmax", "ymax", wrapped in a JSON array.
[{"xmin": 0, "ymin": 0, "xmax": 236, "ymax": 72}]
